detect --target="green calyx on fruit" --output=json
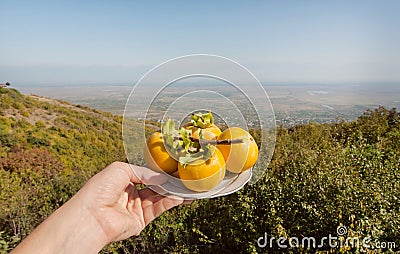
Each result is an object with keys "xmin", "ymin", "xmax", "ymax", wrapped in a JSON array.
[
  {"xmin": 161, "ymin": 118, "xmax": 213, "ymax": 167},
  {"xmin": 190, "ymin": 111, "xmax": 214, "ymax": 128},
  {"xmin": 178, "ymin": 144, "xmax": 213, "ymax": 168},
  {"xmin": 161, "ymin": 119, "xmax": 194, "ymax": 155}
]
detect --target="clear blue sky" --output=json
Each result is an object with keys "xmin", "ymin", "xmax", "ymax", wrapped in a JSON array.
[{"xmin": 0, "ymin": 0, "xmax": 399, "ymax": 85}]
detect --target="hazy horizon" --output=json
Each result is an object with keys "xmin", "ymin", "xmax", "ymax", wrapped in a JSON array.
[{"xmin": 1, "ymin": 1, "xmax": 400, "ymax": 85}]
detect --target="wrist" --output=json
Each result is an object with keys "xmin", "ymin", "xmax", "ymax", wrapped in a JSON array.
[{"xmin": 12, "ymin": 193, "xmax": 110, "ymax": 254}]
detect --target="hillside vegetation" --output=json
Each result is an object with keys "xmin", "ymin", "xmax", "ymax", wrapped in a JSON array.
[{"xmin": 0, "ymin": 87, "xmax": 399, "ymax": 253}]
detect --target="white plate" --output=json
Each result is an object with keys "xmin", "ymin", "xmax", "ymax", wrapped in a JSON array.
[{"xmin": 149, "ymin": 169, "xmax": 252, "ymax": 199}]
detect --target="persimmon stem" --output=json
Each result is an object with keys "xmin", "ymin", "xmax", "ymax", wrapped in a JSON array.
[{"xmin": 174, "ymin": 136, "xmax": 243, "ymax": 145}]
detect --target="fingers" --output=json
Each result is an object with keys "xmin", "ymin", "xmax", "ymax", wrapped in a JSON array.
[
  {"xmin": 141, "ymin": 195, "xmax": 185, "ymax": 226},
  {"xmin": 138, "ymin": 188, "xmax": 165, "ymax": 203},
  {"xmin": 183, "ymin": 199, "xmax": 193, "ymax": 205},
  {"xmin": 138, "ymin": 188, "xmax": 192, "ymax": 204},
  {"xmin": 126, "ymin": 183, "xmax": 145, "ymax": 227}
]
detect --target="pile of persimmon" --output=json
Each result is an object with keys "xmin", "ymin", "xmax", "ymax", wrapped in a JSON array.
[{"xmin": 143, "ymin": 112, "xmax": 259, "ymax": 192}]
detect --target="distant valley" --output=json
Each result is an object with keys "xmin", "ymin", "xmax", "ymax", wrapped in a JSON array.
[{"xmin": 16, "ymin": 82, "xmax": 400, "ymax": 126}]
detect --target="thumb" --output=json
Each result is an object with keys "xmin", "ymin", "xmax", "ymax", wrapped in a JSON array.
[{"xmin": 129, "ymin": 164, "xmax": 169, "ymax": 185}]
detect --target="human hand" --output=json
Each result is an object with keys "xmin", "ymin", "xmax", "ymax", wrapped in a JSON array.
[
  {"xmin": 76, "ymin": 161, "xmax": 187, "ymax": 243},
  {"xmin": 12, "ymin": 161, "xmax": 188, "ymax": 254}
]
